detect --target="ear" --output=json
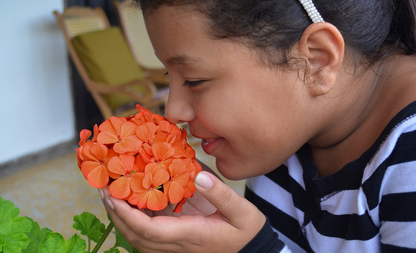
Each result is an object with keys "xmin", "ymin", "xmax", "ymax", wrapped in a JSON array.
[{"xmin": 297, "ymin": 22, "xmax": 345, "ymax": 97}]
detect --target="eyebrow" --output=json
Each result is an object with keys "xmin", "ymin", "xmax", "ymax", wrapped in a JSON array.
[{"xmin": 167, "ymin": 55, "xmax": 203, "ymax": 66}]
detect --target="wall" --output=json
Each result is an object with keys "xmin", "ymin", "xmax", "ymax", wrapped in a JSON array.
[{"xmin": 0, "ymin": 0, "xmax": 75, "ymax": 164}]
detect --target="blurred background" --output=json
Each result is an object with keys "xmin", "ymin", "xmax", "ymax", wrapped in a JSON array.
[{"xmin": 0, "ymin": 0, "xmax": 245, "ymax": 250}]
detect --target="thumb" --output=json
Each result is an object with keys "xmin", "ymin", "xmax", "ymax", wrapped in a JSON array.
[{"xmin": 194, "ymin": 171, "xmax": 265, "ymax": 229}]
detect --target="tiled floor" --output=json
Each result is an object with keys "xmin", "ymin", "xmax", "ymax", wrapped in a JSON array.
[{"xmin": 0, "ymin": 138, "xmax": 245, "ymax": 252}]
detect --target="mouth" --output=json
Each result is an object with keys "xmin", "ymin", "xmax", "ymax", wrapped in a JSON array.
[
  {"xmin": 201, "ymin": 138, "xmax": 216, "ymax": 146},
  {"xmin": 200, "ymin": 137, "xmax": 225, "ymax": 155}
]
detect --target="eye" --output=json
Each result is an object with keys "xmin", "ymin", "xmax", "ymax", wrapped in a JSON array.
[{"xmin": 183, "ymin": 80, "xmax": 206, "ymax": 87}]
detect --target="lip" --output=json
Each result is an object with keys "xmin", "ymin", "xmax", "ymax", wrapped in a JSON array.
[{"xmin": 201, "ymin": 137, "xmax": 225, "ymax": 155}]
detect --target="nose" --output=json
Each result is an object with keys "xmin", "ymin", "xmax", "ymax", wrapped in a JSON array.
[{"xmin": 165, "ymin": 84, "xmax": 196, "ymax": 124}]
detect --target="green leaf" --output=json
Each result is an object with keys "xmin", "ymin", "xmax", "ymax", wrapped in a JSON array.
[
  {"xmin": 104, "ymin": 248, "xmax": 120, "ymax": 253},
  {"xmin": 66, "ymin": 234, "xmax": 86, "ymax": 253},
  {"xmin": 0, "ymin": 234, "xmax": 5, "ymax": 251},
  {"xmin": 0, "ymin": 197, "xmax": 32, "ymax": 253},
  {"xmin": 72, "ymin": 212, "xmax": 105, "ymax": 243},
  {"xmin": 3, "ymin": 233, "xmax": 31, "ymax": 253},
  {"xmin": 0, "ymin": 198, "xmax": 32, "ymax": 234},
  {"xmin": 112, "ymin": 226, "xmax": 141, "ymax": 253},
  {"xmin": 38, "ymin": 231, "xmax": 67, "ymax": 253},
  {"xmin": 21, "ymin": 219, "xmax": 49, "ymax": 253}
]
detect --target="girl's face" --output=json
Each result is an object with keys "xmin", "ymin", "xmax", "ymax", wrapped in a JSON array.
[{"xmin": 145, "ymin": 6, "xmax": 317, "ymax": 180}]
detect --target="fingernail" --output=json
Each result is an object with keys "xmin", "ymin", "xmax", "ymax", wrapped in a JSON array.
[
  {"xmin": 106, "ymin": 197, "xmax": 115, "ymax": 210},
  {"xmin": 98, "ymin": 188, "xmax": 104, "ymax": 200},
  {"xmin": 195, "ymin": 172, "xmax": 213, "ymax": 189}
]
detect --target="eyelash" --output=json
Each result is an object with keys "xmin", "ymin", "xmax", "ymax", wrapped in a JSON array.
[
  {"xmin": 183, "ymin": 80, "xmax": 206, "ymax": 87},
  {"xmin": 164, "ymin": 72, "xmax": 206, "ymax": 88}
]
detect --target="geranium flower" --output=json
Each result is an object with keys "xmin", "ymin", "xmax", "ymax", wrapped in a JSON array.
[
  {"xmin": 80, "ymin": 142, "xmax": 110, "ymax": 188},
  {"xmin": 128, "ymin": 168, "xmax": 170, "ymax": 211},
  {"xmin": 182, "ymin": 158, "xmax": 201, "ymax": 198},
  {"xmin": 135, "ymin": 122, "xmax": 167, "ymax": 145},
  {"xmin": 107, "ymin": 154, "xmax": 142, "ymax": 199},
  {"xmin": 134, "ymin": 153, "xmax": 147, "ymax": 173},
  {"xmin": 143, "ymin": 142, "xmax": 175, "ymax": 172},
  {"xmin": 97, "ymin": 117, "xmax": 142, "ymax": 154},
  {"xmin": 130, "ymin": 104, "xmax": 152, "ymax": 126},
  {"xmin": 77, "ymin": 104, "xmax": 201, "ymax": 213},
  {"xmin": 78, "ymin": 129, "xmax": 92, "ymax": 146},
  {"xmin": 158, "ymin": 121, "xmax": 187, "ymax": 157},
  {"xmin": 163, "ymin": 159, "xmax": 190, "ymax": 204}
]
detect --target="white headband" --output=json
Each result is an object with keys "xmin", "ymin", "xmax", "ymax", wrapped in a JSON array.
[{"xmin": 299, "ymin": 0, "xmax": 325, "ymax": 23}]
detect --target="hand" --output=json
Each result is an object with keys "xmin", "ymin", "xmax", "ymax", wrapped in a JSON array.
[{"xmin": 99, "ymin": 171, "xmax": 266, "ymax": 253}]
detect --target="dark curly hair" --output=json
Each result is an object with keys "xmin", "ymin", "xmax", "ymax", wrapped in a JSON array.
[{"xmin": 133, "ymin": 0, "xmax": 416, "ymax": 67}]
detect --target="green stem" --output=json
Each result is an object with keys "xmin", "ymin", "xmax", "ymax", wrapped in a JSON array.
[{"xmin": 92, "ymin": 221, "xmax": 114, "ymax": 253}]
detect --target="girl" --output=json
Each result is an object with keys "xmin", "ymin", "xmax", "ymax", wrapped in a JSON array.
[{"xmin": 100, "ymin": 0, "xmax": 416, "ymax": 252}]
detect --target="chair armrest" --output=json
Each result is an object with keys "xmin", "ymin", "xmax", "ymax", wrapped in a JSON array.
[{"xmin": 87, "ymin": 79, "xmax": 157, "ymax": 103}]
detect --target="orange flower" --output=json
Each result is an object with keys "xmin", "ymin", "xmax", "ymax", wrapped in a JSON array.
[
  {"xmin": 80, "ymin": 142, "xmax": 110, "ymax": 188},
  {"xmin": 163, "ymin": 159, "xmax": 190, "ymax": 204},
  {"xmin": 97, "ymin": 117, "xmax": 142, "ymax": 154},
  {"xmin": 77, "ymin": 104, "xmax": 201, "ymax": 213},
  {"xmin": 76, "ymin": 129, "xmax": 92, "ymax": 168},
  {"xmin": 107, "ymin": 154, "xmax": 142, "ymax": 199},
  {"xmin": 78, "ymin": 129, "xmax": 92, "ymax": 146},
  {"xmin": 134, "ymin": 153, "xmax": 147, "ymax": 173},
  {"xmin": 130, "ymin": 104, "xmax": 152, "ymax": 126},
  {"xmin": 135, "ymin": 122, "xmax": 167, "ymax": 145},
  {"xmin": 143, "ymin": 142, "xmax": 175, "ymax": 171},
  {"xmin": 183, "ymin": 159, "xmax": 201, "ymax": 198},
  {"xmin": 129, "ymin": 168, "xmax": 170, "ymax": 211}
]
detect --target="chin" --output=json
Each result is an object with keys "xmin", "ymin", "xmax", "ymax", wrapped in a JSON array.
[{"xmin": 215, "ymin": 160, "xmax": 251, "ymax": 181}]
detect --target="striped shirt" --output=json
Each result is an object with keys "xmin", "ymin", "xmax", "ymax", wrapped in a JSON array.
[{"xmin": 243, "ymin": 101, "xmax": 416, "ymax": 253}]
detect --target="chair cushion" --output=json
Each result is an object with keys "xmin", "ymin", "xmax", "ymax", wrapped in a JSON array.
[{"xmin": 72, "ymin": 27, "xmax": 146, "ymax": 110}]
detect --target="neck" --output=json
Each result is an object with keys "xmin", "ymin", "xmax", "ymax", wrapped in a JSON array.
[{"xmin": 308, "ymin": 55, "xmax": 416, "ymax": 177}]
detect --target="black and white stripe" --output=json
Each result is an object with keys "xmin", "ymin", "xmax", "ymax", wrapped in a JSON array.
[{"xmin": 245, "ymin": 101, "xmax": 416, "ymax": 252}]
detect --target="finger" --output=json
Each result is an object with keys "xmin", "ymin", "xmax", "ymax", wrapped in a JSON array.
[
  {"xmin": 100, "ymin": 188, "xmax": 174, "ymax": 251},
  {"xmin": 99, "ymin": 187, "xmax": 139, "ymax": 236},
  {"xmin": 194, "ymin": 171, "xmax": 265, "ymax": 229},
  {"xmin": 101, "ymin": 187, "xmax": 182, "ymax": 241}
]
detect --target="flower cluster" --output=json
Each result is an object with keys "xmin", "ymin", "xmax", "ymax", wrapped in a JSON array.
[{"xmin": 76, "ymin": 104, "xmax": 201, "ymax": 213}]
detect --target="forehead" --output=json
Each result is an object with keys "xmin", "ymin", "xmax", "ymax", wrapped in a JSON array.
[{"xmin": 143, "ymin": 5, "xmax": 219, "ymax": 65}]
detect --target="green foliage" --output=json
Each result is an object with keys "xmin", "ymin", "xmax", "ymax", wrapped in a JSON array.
[
  {"xmin": 104, "ymin": 248, "xmax": 120, "ymax": 253},
  {"xmin": 0, "ymin": 198, "xmax": 31, "ymax": 253},
  {"xmin": 22, "ymin": 219, "xmax": 51, "ymax": 253},
  {"xmin": 0, "ymin": 197, "xmax": 141, "ymax": 253},
  {"xmin": 73, "ymin": 212, "xmax": 105, "ymax": 243},
  {"xmin": 113, "ymin": 227, "xmax": 141, "ymax": 253}
]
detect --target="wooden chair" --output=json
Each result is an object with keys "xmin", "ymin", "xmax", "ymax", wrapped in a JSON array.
[
  {"xmin": 113, "ymin": 0, "xmax": 169, "ymax": 86},
  {"xmin": 53, "ymin": 6, "xmax": 168, "ymax": 119}
]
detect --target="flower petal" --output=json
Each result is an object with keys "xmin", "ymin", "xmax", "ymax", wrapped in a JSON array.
[
  {"xmin": 109, "ymin": 177, "xmax": 130, "ymax": 199},
  {"xmin": 90, "ymin": 143, "xmax": 108, "ymax": 161},
  {"xmin": 147, "ymin": 189, "xmax": 168, "ymax": 211},
  {"xmin": 136, "ymin": 122, "xmax": 157, "ymax": 143},
  {"xmin": 167, "ymin": 182, "xmax": 185, "ymax": 204},
  {"xmin": 135, "ymin": 154, "xmax": 147, "ymax": 172},
  {"xmin": 173, "ymin": 198, "xmax": 187, "ymax": 213},
  {"xmin": 81, "ymin": 161, "xmax": 101, "ymax": 179},
  {"xmin": 86, "ymin": 165, "xmax": 109, "ymax": 188},
  {"xmin": 92, "ymin": 124, "xmax": 100, "ymax": 142},
  {"xmin": 113, "ymin": 135, "xmax": 142, "ymax": 154},
  {"xmin": 152, "ymin": 142, "xmax": 174, "ymax": 162},
  {"xmin": 153, "ymin": 169, "xmax": 170, "ymax": 187},
  {"xmin": 120, "ymin": 122, "xmax": 138, "ymax": 138},
  {"xmin": 78, "ymin": 129, "xmax": 91, "ymax": 146},
  {"xmin": 129, "ymin": 172, "xmax": 145, "ymax": 192},
  {"xmin": 129, "ymin": 191, "xmax": 149, "ymax": 209},
  {"xmin": 97, "ymin": 131, "xmax": 119, "ymax": 145},
  {"xmin": 107, "ymin": 156, "xmax": 125, "ymax": 176}
]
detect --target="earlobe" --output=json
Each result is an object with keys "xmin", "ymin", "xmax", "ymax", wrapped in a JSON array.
[{"xmin": 297, "ymin": 22, "xmax": 345, "ymax": 97}]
